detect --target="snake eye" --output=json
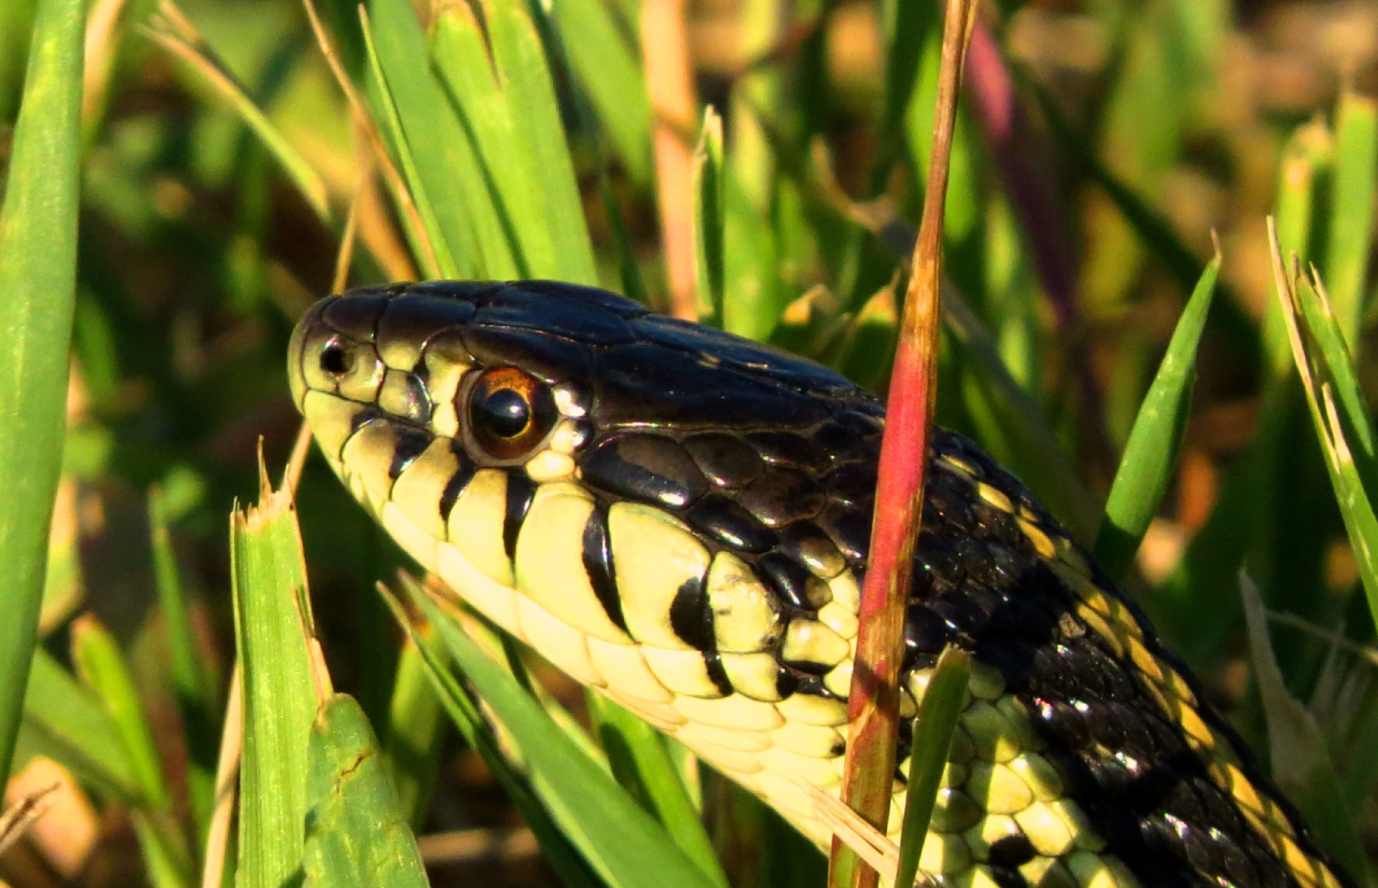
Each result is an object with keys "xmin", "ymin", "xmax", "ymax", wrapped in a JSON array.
[{"xmin": 464, "ymin": 367, "xmax": 557, "ymax": 461}]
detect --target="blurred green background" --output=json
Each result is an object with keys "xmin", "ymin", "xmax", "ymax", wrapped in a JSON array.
[{"xmin": 2, "ymin": 0, "xmax": 1377, "ymax": 885}]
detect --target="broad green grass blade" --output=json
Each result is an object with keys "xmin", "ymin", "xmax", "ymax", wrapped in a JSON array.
[
  {"xmin": 382, "ymin": 637, "xmax": 445, "ymax": 827},
  {"xmin": 359, "ymin": 2, "xmax": 467, "ymax": 278},
  {"xmin": 20, "ymin": 649, "xmax": 140, "ymax": 800},
  {"xmin": 303, "ymin": 693, "xmax": 429, "ymax": 888},
  {"xmin": 586, "ymin": 693, "xmax": 728, "ymax": 888},
  {"xmin": 70, "ymin": 616, "xmax": 171, "ymax": 810},
  {"xmin": 149, "ymin": 486, "xmax": 217, "ymax": 837},
  {"xmin": 143, "ymin": 12, "xmax": 332, "ymax": 225},
  {"xmin": 722, "ymin": 161, "xmax": 782, "ymax": 341},
  {"xmin": 1240, "ymin": 575, "xmax": 1370, "ymax": 885},
  {"xmin": 543, "ymin": 0, "xmax": 651, "ymax": 188},
  {"xmin": 429, "ymin": 0, "xmax": 597, "ymax": 284},
  {"xmin": 231, "ymin": 484, "xmax": 317, "ymax": 888},
  {"xmin": 379, "ymin": 581, "xmax": 604, "ymax": 888},
  {"xmin": 1321, "ymin": 91, "xmax": 1377, "ymax": 345},
  {"xmin": 895, "ymin": 646, "xmax": 970, "ymax": 888},
  {"xmin": 692, "ymin": 107, "xmax": 725, "ymax": 324},
  {"xmin": 398, "ymin": 580, "xmax": 720, "ymax": 888},
  {"xmin": 0, "ymin": 0, "xmax": 85, "ymax": 793},
  {"xmin": 1093, "ymin": 248, "xmax": 1220, "ymax": 580},
  {"xmin": 365, "ymin": 0, "xmax": 515, "ymax": 279}
]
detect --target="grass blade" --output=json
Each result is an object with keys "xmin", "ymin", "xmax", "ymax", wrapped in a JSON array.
[
  {"xmin": 1093, "ymin": 243, "xmax": 1221, "ymax": 580},
  {"xmin": 381, "ymin": 637, "xmax": 445, "ymax": 827},
  {"xmin": 691, "ymin": 107, "xmax": 725, "ymax": 324},
  {"xmin": 543, "ymin": 0, "xmax": 651, "ymax": 188},
  {"xmin": 397, "ymin": 580, "xmax": 719, "ymax": 888},
  {"xmin": 894, "ymin": 646, "xmax": 969, "ymax": 888},
  {"xmin": 302, "ymin": 693, "xmax": 429, "ymax": 887},
  {"xmin": 1240, "ymin": 574, "xmax": 1368, "ymax": 885},
  {"xmin": 0, "ymin": 0, "xmax": 85, "ymax": 792},
  {"xmin": 231, "ymin": 474, "xmax": 317, "ymax": 888},
  {"xmin": 585, "ymin": 693, "xmax": 728, "ymax": 888},
  {"xmin": 1322, "ymin": 90, "xmax": 1377, "ymax": 345},
  {"xmin": 20, "ymin": 649, "xmax": 140, "ymax": 801}
]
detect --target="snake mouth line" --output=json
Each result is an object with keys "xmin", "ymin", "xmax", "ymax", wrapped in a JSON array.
[{"xmin": 289, "ymin": 281, "xmax": 1347, "ymax": 888}]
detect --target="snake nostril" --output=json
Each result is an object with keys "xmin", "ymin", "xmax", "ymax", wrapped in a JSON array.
[{"xmin": 319, "ymin": 341, "xmax": 353, "ymax": 377}]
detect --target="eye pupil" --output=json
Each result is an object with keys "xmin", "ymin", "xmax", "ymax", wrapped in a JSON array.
[
  {"xmin": 478, "ymin": 388, "xmax": 530, "ymax": 438},
  {"xmin": 320, "ymin": 343, "xmax": 352, "ymax": 376}
]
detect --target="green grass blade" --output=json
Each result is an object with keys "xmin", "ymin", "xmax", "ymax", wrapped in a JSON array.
[
  {"xmin": 149, "ymin": 487, "xmax": 217, "ymax": 837},
  {"xmin": 692, "ymin": 107, "xmax": 725, "ymax": 324},
  {"xmin": 429, "ymin": 0, "xmax": 597, "ymax": 284},
  {"xmin": 20, "ymin": 649, "xmax": 140, "ymax": 801},
  {"xmin": 231, "ymin": 485, "xmax": 317, "ymax": 888},
  {"xmin": 70, "ymin": 616, "xmax": 172, "ymax": 811},
  {"xmin": 1267, "ymin": 120, "xmax": 1333, "ymax": 379},
  {"xmin": 895, "ymin": 646, "xmax": 970, "ymax": 888},
  {"xmin": 1240, "ymin": 575, "xmax": 1370, "ymax": 885},
  {"xmin": 358, "ymin": 2, "xmax": 466, "ymax": 278},
  {"xmin": 364, "ymin": 0, "xmax": 515, "ymax": 279},
  {"xmin": 397, "ymin": 581, "xmax": 719, "ymax": 888},
  {"xmin": 0, "ymin": 0, "xmax": 85, "ymax": 793},
  {"xmin": 144, "ymin": 13, "xmax": 332, "ymax": 225},
  {"xmin": 303, "ymin": 693, "xmax": 429, "ymax": 888},
  {"xmin": 378, "ymin": 581, "xmax": 604, "ymax": 888},
  {"xmin": 543, "ymin": 0, "xmax": 651, "ymax": 188},
  {"xmin": 382, "ymin": 637, "xmax": 446, "ymax": 827},
  {"xmin": 1322, "ymin": 90, "xmax": 1377, "ymax": 345},
  {"xmin": 1094, "ymin": 247, "xmax": 1220, "ymax": 580},
  {"xmin": 586, "ymin": 693, "xmax": 728, "ymax": 888}
]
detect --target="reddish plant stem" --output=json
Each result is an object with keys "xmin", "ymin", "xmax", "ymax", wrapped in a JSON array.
[{"xmin": 829, "ymin": 2, "xmax": 978, "ymax": 887}]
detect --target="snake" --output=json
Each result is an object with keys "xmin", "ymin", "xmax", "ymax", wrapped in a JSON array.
[{"xmin": 287, "ymin": 279, "xmax": 1348, "ymax": 888}]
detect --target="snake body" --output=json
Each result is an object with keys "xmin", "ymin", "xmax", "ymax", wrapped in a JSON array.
[{"xmin": 288, "ymin": 280, "xmax": 1345, "ymax": 888}]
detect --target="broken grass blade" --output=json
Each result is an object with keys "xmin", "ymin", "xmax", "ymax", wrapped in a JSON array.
[
  {"xmin": 396, "ymin": 580, "xmax": 719, "ymax": 888},
  {"xmin": 1094, "ymin": 245, "xmax": 1221, "ymax": 581},
  {"xmin": 586, "ymin": 693, "xmax": 728, "ymax": 888},
  {"xmin": 691, "ymin": 107, "xmax": 725, "ymax": 324},
  {"xmin": 231, "ymin": 480, "xmax": 316, "ymax": 888},
  {"xmin": 894, "ymin": 647, "xmax": 969, "ymax": 888},
  {"xmin": 302, "ymin": 693, "xmax": 428, "ymax": 887},
  {"xmin": 0, "ymin": 0, "xmax": 85, "ymax": 793},
  {"xmin": 1240, "ymin": 574, "xmax": 1369, "ymax": 885}
]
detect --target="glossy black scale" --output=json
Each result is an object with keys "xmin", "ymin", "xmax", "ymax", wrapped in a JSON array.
[{"xmin": 323, "ymin": 282, "xmax": 1345, "ymax": 888}]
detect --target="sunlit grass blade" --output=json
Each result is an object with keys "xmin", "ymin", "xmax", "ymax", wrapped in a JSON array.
[
  {"xmin": 542, "ymin": 0, "xmax": 651, "ymax": 188},
  {"xmin": 1269, "ymin": 221, "xmax": 1378, "ymax": 631},
  {"xmin": 302, "ymin": 693, "xmax": 429, "ymax": 887},
  {"xmin": 894, "ymin": 646, "xmax": 969, "ymax": 888},
  {"xmin": 1240, "ymin": 574, "xmax": 1369, "ymax": 885},
  {"xmin": 379, "ymin": 581, "xmax": 605, "ymax": 888},
  {"xmin": 20, "ymin": 649, "xmax": 140, "ymax": 801},
  {"xmin": 357, "ymin": 2, "xmax": 465, "ymax": 278},
  {"xmin": 1266, "ymin": 120, "xmax": 1333, "ymax": 378},
  {"xmin": 429, "ymin": 0, "xmax": 597, "ymax": 285},
  {"xmin": 585, "ymin": 693, "xmax": 728, "ymax": 888},
  {"xmin": 231, "ymin": 475, "xmax": 317, "ymax": 888},
  {"xmin": 143, "ymin": 2, "xmax": 332, "ymax": 224},
  {"xmin": 363, "ymin": 0, "xmax": 514, "ymax": 279},
  {"xmin": 691, "ymin": 107, "xmax": 725, "ymax": 324},
  {"xmin": 0, "ymin": 0, "xmax": 85, "ymax": 793},
  {"xmin": 395, "ymin": 578, "xmax": 720, "ymax": 888},
  {"xmin": 1321, "ymin": 90, "xmax": 1377, "ymax": 345},
  {"xmin": 382, "ymin": 636, "xmax": 445, "ymax": 827},
  {"xmin": 1093, "ymin": 244, "xmax": 1220, "ymax": 580}
]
